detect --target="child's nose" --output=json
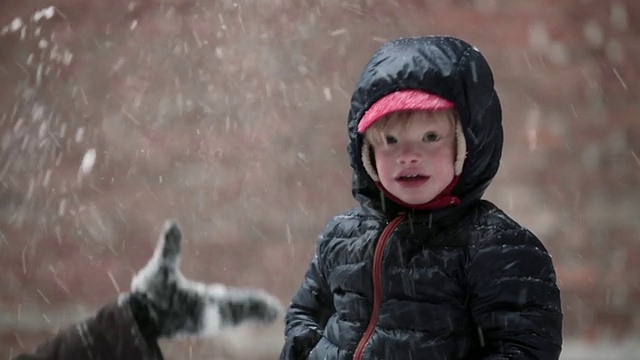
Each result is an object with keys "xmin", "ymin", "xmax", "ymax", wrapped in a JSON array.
[{"xmin": 397, "ymin": 144, "xmax": 423, "ymax": 164}]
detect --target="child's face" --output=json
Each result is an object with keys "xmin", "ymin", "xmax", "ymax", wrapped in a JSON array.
[{"xmin": 370, "ymin": 111, "xmax": 456, "ymax": 205}]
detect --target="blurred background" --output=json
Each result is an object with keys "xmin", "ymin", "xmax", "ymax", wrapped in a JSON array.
[{"xmin": 1, "ymin": 0, "xmax": 639, "ymax": 359}]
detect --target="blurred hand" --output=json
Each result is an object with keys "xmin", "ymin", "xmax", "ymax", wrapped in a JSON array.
[{"xmin": 123, "ymin": 220, "xmax": 283, "ymax": 339}]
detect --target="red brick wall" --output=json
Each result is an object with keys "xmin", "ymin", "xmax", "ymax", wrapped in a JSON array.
[{"xmin": 1, "ymin": 0, "xmax": 639, "ymax": 358}]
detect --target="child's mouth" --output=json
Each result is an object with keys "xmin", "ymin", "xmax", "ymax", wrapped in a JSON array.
[{"xmin": 396, "ymin": 175, "xmax": 430, "ymax": 187}]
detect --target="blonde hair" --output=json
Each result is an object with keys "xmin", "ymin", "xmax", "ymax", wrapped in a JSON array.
[
  {"xmin": 361, "ymin": 110, "xmax": 467, "ymax": 181},
  {"xmin": 364, "ymin": 110, "xmax": 458, "ymax": 147}
]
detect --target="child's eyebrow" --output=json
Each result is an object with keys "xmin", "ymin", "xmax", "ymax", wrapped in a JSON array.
[{"xmin": 420, "ymin": 122, "xmax": 450, "ymax": 130}]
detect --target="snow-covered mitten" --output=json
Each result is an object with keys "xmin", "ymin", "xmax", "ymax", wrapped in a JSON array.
[{"xmin": 123, "ymin": 220, "xmax": 283, "ymax": 340}]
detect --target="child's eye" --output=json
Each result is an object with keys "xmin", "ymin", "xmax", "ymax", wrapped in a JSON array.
[
  {"xmin": 384, "ymin": 135, "xmax": 398, "ymax": 145},
  {"xmin": 423, "ymin": 132, "xmax": 440, "ymax": 142}
]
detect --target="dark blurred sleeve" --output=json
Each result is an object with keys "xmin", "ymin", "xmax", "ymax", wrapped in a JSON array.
[{"xmin": 12, "ymin": 299, "xmax": 163, "ymax": 360}]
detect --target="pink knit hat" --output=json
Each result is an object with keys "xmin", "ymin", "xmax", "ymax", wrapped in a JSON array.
[{"xmin": 357, "ymin": 90, "xmax": 455, "ymax": 134}]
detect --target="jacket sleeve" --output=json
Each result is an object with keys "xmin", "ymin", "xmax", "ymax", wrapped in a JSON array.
[
  {"xmin": 467, "ymin": 228, "xmax": 563, "ymax": 359},
  {"xmin": 12, "ymin": 300, "xmax": 163, "ymax": 360},
  {"xmin": 280, "ymin": 233, "xmax": 335, "ymax": 360}
]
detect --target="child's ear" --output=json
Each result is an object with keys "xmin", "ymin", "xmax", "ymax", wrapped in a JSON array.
[
  {"xmin": 361, "ymin": 141, "xmax": 379, "ymax": 182},
  {"xmin": 454, "ymin": 119, "xmax": 466, "ymax": 176}
]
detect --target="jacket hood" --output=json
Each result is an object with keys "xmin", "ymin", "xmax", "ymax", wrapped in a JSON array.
[{"xmin": 347, "ymin": 36, "xmax": 503, "ymax": 216}]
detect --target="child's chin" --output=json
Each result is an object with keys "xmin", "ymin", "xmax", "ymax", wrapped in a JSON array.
[{"xmin": 397, "ymin": 194, "xmax": 436, "ymax": 205}]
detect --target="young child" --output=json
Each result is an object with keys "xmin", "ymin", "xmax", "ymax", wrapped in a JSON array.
[
  {"xmin": 14, "ymin": 221, "xmax": 282, "ymax": 360},
  {"xmin": 280, "ymin": 36, "xmax": 563, "ymax": 359}
]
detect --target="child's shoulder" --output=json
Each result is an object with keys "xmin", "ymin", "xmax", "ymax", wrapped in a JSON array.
[
  {"xmin": 473, "ymin": 200, "xmax": 523, "ymax": 230},
  {"xmin": 326, "ymin": 206, "xmax": 383, "ymax": 225},
  {"xmin": 319, "ymin": 206, "xmax": 380, "ymax": 240},
  {"xmin": 471, "ymin": 200, "xmax": 546, "ymax": 250}
]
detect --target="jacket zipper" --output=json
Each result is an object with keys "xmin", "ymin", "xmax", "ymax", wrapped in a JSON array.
[{"xmin": 353, "ymin": 213, "xmax": 406, "ymax": 360}]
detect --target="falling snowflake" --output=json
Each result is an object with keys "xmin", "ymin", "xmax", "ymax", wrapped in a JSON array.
[
  {"xmin": 32, "ymin": 6, "xmax": 56, "ymax": 23},
  {"xmin": 79, "ymin": 148, "xmax": 97, "ymax": 175}
]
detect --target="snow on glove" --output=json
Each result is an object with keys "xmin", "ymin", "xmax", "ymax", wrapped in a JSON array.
[{"xmin": 123, "ymin": 220, "xmax": 283, "ymax": 340}]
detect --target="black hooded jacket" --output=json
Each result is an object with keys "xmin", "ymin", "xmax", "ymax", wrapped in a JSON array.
[{"xmin": 280, "ymin": 36, "xmax": 562, "ymax": 360}]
